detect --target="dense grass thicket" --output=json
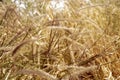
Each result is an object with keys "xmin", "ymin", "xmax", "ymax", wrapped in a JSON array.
[{"xmin": 0, "ymin": 0, "xmax": 120, "ymax": 80}]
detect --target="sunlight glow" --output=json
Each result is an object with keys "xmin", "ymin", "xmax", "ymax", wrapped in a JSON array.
[
  {"xmin": 49, "ymin": 0, "xmax": 91, "ymax": 12},
  {"xmin": 85, "ymin": 0, "xmax": 91, "ymax": 4},
  {"xmin": 12, "ymin": 0, "xmax": 26, "ymax": 9},
  {"xmin": 49, "ymin": 0, "xmax": 65, "ymax": 11}
]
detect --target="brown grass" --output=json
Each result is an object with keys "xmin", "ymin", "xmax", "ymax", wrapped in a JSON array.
[{"xmin": 0, "ymin": 0, "xmax": 120, "ymax": 80}]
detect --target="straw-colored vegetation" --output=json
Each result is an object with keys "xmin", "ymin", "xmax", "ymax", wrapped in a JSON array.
[{"xmin": 0, "ymin": 0, "xmax": 120, "ymax": 80}]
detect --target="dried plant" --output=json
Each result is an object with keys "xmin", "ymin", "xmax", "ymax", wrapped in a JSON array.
[{"xmin": 0, "ymin": 0, "xmax": 120, "ymax": 80}]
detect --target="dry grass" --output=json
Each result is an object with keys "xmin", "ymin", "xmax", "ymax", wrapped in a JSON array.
[{"xmin": 0, "ymin": 0, "xmax": 120, "ymax": 80}]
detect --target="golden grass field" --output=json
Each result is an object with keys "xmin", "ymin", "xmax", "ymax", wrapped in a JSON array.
[{"xmin": 0, "ymin": 0, "xmax": 120, "ymax": 80}]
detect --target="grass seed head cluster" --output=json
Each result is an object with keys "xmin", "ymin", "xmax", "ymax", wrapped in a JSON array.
[{"xmin": 0, "ymin": 0, "xmax": 120, "ymax": 80}]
